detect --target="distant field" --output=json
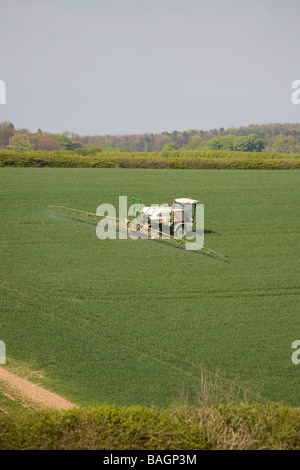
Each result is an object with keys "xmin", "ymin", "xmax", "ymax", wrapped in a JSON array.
[{"xmin": 0, "ymin": 168, "xmax": 299, "ymax": 407}]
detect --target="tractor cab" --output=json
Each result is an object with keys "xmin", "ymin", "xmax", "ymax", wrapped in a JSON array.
[{"xmin": 172, "ymin": 198, "xmax": 199, "ymax": 223}]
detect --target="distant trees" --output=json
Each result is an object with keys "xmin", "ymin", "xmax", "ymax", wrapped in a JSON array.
[
  {"xmin": 36, "ymin": 136, "xmax": 60, "ymax": 151},
  {"xmin": 162, "ymin": 142, "xmax": 179, "ymax": 151},
  {"xmin": 183, "ymin": 135, "xmax": 203, "ymax": 150},
  {"xmin": 1, "ymin": 122, "xmax": 300, "ymax": 154},
  {"xmin": 7, "ymin": 134, "xmax": 35, "ymax": 151},
  {"xmin": 266, "ymin": 134, "xmax": 299, "ymax": 154},
  {"xmin": 1, "ymin": 125, "xmax": 84, "ymax": 152},
  {"xmin": 48, "ymin": 125, "xmax": 300, "ymax": 153},
  {"xmin": 54, "ymin": 134, "xmax": 83, "ymax": 151},
  {"xmin": 201, "ymin": 135, "xmax": 236, "ymax": 150},
  {"xmin": 182, "ymin": 134, "xmax": 265, "ymax": 152},
  {"xmin": 0, "ymin": 121, "xmax": 15, "ymax": 148},
  {"xmin": 233, "ymin": 134, "xmax": 265, "ymax": 152}
]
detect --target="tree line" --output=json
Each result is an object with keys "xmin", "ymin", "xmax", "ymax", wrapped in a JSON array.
[{"xmin": 0, "ymin": 121, "xmax": 299, "ymax": 154}]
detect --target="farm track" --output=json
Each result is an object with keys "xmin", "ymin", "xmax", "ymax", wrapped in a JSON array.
[{"xmin": 0, "ymin": 366, "xmax": 78, "ymax": 411}]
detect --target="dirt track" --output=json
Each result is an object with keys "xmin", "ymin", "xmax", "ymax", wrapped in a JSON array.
[{"xmin": 0, "ymin": 366, "xmax": 78, "ymax": 410}]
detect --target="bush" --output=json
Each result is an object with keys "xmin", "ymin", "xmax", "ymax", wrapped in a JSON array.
[{"xmin": 0, "ymin": 402, "xmax": 299, "ymax": 450}]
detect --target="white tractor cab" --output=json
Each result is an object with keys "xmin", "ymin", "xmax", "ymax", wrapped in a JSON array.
[{"xmin": 140, "ymin": 197, "xmax": 200, "ymax": 238}]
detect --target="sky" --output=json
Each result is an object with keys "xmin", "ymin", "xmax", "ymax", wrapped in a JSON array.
[{"xmin": 0, "ymin": 0, "xmax": 299, "ymax": 136}]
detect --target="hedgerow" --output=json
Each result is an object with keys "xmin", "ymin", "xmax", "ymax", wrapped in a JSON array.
[
  {"xmin": 0, "ymin": 402, "xmax": 299, "ymax": 450},
  {"xmin": 0, "ymin": 149, "xmax": 299, "ymax": 169}
]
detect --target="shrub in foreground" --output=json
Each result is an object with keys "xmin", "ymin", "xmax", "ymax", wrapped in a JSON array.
[{"xmin": 0, "ymin": 402, "xmax": 299, "ymax": 450}]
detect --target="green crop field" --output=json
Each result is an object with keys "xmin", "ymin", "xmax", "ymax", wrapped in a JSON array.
[{"xmin": 0, "ymin": 168, "xmax": 299, "ymax": 408}]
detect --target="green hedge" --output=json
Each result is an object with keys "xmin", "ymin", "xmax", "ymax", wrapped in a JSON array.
[
  {"xmin": 0, "ymin": 149, "xmax": 299, "ymax": 169},
  {"xmin": 0, "ymin": 402, "xmax": 299, "ymax": 450}
]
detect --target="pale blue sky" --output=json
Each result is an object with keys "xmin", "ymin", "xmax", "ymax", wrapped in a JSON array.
[{"xmin": 0, "ymin": 0, "xmax": 299, "ymax": 135}]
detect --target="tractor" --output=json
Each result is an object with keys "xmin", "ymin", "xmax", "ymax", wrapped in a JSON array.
[{"xmin": 136, "ymin": 197, "xmax": 200, "ymax": 238}]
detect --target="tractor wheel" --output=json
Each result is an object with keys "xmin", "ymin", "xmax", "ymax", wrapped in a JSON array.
[{"xmin": 174, "ymin": 224, "xmax": 184, "ymax": 239}]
